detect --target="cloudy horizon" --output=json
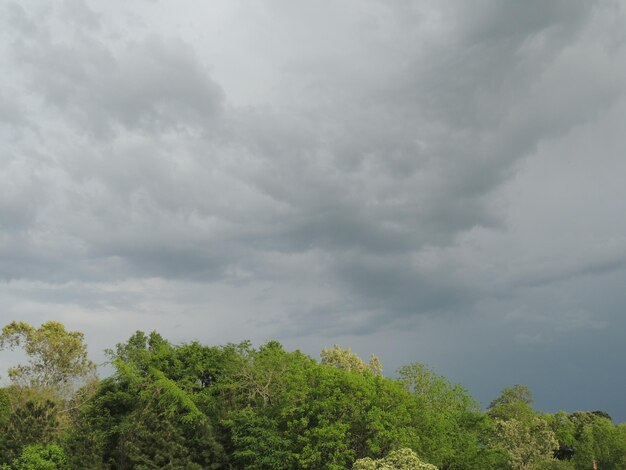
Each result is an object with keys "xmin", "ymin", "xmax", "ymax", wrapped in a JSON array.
[{"xmin": 2, "ymin": 0, "xmax": 626, "ymax": 420}]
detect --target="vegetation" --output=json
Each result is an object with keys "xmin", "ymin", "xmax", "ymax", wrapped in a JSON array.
[
  {"xmin": 0, "ymin": 321, "xmax": 95, "ymax": 393},
  {"xmin": 1, "ymin": 321, "xmax": 625, "ymax": 469}
]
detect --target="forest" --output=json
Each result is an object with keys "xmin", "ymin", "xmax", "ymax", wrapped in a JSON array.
[{"xmin": 1, "ymin": 321, "xmax": 625, "ymax": 469}]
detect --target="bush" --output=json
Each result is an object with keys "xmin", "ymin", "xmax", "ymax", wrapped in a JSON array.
[{"xmin": 11, "ymin": 444, "xmax": 69, "ymax": 470}]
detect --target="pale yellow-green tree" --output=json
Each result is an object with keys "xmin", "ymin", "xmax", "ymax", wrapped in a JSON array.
[
  {"xmin": 353, "ymin": 448, "xmax": 438, "ymax": 470},
  {"xmin": 491, "ymin": 417, "xmax": 559, "ymax": 470},
  {"xmin": 320, "ymin": 344, "xmax": 382, "ymax": 375},
  {"xmin": 487, "ymin": 385, "xmax": 559, "ymax": 469},
  {"xmin": 0, "ymin": 321, "xmax": 95, "ymax": 392}
]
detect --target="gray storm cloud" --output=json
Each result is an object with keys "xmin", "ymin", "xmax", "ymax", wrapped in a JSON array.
[{"xmin": 2, "ymin": 0, "xmax": 626, "ymax": 419}]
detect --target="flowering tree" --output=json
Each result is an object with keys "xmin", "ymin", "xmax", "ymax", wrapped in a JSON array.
[{"xmin": 353, "ymin": 448, "xmax": 438, "ymax": 470}]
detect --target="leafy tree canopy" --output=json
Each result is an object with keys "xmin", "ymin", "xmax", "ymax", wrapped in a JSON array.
[
  {"xmin": 9, "ymin": 444, "xmax": 69, "ymax": 470},
  {"xmin": 353, "ymin": 448, "xmax": 438, "ymax": 470},
  {"xmin": 2, "ymin": 322, "xmax": 626, "ymax": 470},
  {"xmin": 488, "ymin": 385, "xmax": 536, "ymax": 423},
  {"xmin": 0, "ymin": 322, "xmax": 95, "ymax": 393},
  {"xmin": 320, "ymin": 344, "xmax": 383, "ymax": 375}
]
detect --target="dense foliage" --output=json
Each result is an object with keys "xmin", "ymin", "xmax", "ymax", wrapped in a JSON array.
[{"xmin": 1, "ymin": 321, "xmax": 625, "ymax": 469}]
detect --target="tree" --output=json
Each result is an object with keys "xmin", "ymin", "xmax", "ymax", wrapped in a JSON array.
[
  {"xmin": 10, "ymin": 444, "xmax": 69, "ymax": 470},
  {"xmin": 488, "ymin": 386, "xmax": 559, "ymax": 469},
  {"xmin": 0, "ymin": 395, "xmax": 60, "ymax": 465},
  {"xmin": 0, "ymin": 388, "xmax": 9, "ymax": 426},
  {"xmin": 66, "ymin": 331, "xmax": 225, "ymax": 469},
  {"xmin": 491, "ymin": 417, "xmax": 559, "ymax": 470},
  {"xmin": 544, "ymin": 411, "xmax": 576, "ymax": 461},
  {"xmin": 320, "ymin": 345, "xmax": 382, "ymax": 375},
  {"xmin": 220, "ymin": 341, "xmax": 426, "ymax": 469},
  {"xmin": 115, "ymin": 401, "xmax": 217, "ymax": 470},
  {"xmin": 0, "ymin": 321, "xmax": 95, "ymax": 392},
  {"xmin": 398, "ymin": 362, "xmax": 478, "ymax": 414},
  {"xmin": 568, "ymin": 412, "xmax": 626, "ymax": 470},
  {"xmin": 533, "ymin": 460, "xmax": 575, "ymax": 470},
  {"xmin": 222, "ymin": 342, "xmax": 359, "ymax": 469},
  {"xmin": 398, "ymin": 363, "xmax": 501, "ymax": 469},
  {"xmin": 353, "ymin": 448, "xmax": 438, "ymax": 470},
  {"xmin": 0, "ymin": 322, "xmax": 95, "ymax": 467},
  {"xmin": 488, "ymin": 385, "xmax": 535, "ymax": 423}
]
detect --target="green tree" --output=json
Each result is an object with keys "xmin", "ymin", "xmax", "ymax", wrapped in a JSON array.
[
  {"xmin": 545, "ymin": 411, "xmax": 576, "ymax": 453},
  {"xmin": 533, "ymin": 460, "xmax": 575, "ymax": 470},
  {"xmin": 0, "ymin": 321, "xmax": 95, "ymax": 393},
  {"xmin": 225, "ymin": 407, "xmax": 298, "ymax": 469},
  {"xmin": 398, "ymin": 363, "xmax": 500, "ymax": 469},
  {"xmin": 488, "ymin": 386, "xmax": 559, "ymax": 470},
  {"xmin": 0, "ymin": 388, "xmax": 9, "ymax": 426},
  {"xmin": 568, "ymin": 412, "xmax": 626, "ymax": 470},
  {"xmin": 491, "ymin": 417, "xmax": 559, "ymax": 470},
  {"xmin": 222, "ymin": 342, "xmax": 358, "ymax": 469},
  {"xmin": 221, "ymin": 341, "xmax": 426, "ymax": 469},
  {"xmin": 10, "ymin": 444, "xmax": 69, "ymax": 470},
  {"xmin": 0, "ymin": 393, "xmax": 61, "ymax": 465},
  {"xmin": 66, "ymin": 331, "xmax": 225, "ymax": 469},
  {"xmin": 488, "ymin": 385, "xmax": 535, "ymax": 423}
]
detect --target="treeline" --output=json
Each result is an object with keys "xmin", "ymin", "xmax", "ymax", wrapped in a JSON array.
[{"xmin": 1, "ymin": 322, "xmax": 625, "ymax": 469}]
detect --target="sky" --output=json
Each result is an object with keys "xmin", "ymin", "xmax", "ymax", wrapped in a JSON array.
[{"xmin": 1, "ymin": 0, "xmax": 626, "ymax": 420}]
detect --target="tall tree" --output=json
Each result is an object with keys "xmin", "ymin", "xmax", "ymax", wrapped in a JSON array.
[
  {"xmin": 0, "ymin": 321, "xmax": 95, "ymax": 393},
  {"xmin": 568, "ymin": 412, "xmax": 626, "ymax": 470},
  {"xmin": 398, "ymin": 363, "xmax": 500, "ymax": 469},
  {"xmin": 488, "ymin": 385, "xmax": 535, "ymax": 423},
  {"xmin": 488, "ymin": 386, "xmax": 559, "ymax": 470},
  {"xmin": 66, "ymin": 331, "xmax": 225, "ymax": 469},
  {"xmin": 491, "ymin": 417, "xmax": 559, "ymax": 470}
]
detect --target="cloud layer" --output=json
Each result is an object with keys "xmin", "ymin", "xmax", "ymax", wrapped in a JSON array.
[{"xmin": 2, "ymin": 0, "xmax": 626, "ymax": 419}]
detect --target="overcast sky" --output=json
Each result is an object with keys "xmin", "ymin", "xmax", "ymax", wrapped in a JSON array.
[{"xmin": 2, "ymin": 0, "xmax": 626, "ymax": 420}]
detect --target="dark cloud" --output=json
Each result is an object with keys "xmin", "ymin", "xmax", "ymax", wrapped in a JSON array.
[{"xmin": 2, "ymin": 0, "xmax": 626, "ymax": 419}]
